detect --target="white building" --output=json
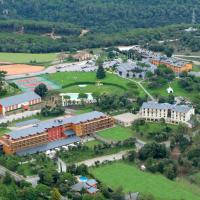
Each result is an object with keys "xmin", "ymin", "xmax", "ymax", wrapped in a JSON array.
[
  {"xmin": 60, "ymin": 93, "xmax": 96, "ymax": 106},
  {"xmin": 140, "ymin": 101, "xmax": 195, "ymax": 127}
]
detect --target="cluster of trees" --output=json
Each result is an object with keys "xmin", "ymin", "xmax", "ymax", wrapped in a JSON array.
[
  {"xmin": 147, "ymin": 64, "xmax": 175, "ymax": 89},
  {"xmin": 41, "ymin": 105, "xmax": 65, "ymax": 117},
  {"xmin": 0, "ymin": 23, "xmax": 193, "ymax": 53},
  {"xmin": 0, "ymin": 71, "xmax": 7, "ymax": 96},
  {"xmin": 132, "ymin": 119, "xmax": 174, "ymax": 142},
  {"xmin": 0, "ymin": 20, "xmax": 81, "ymax": 36},
  {"xmin": 0, "ymin": 0, "xmax": 198, "ymax": 33},
  {"xmin": 178, "ymin": 74, "xmax": 200, "ymax": 114},
  {"xmin": 138, "ymin": 142, "xmax": 177, "ymax": 180}
]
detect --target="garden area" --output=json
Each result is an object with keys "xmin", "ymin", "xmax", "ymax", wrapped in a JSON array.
[
  {"xmin": 0, "ymin": 128, "xmax": 10, "ymax": 137},
  {"xmin": 91, "ymin": 162, "xmax": 200, "ymax": 200},
  {"xmin": 96, "ymin": 125, "xmax": 134, "ymax": 141}
]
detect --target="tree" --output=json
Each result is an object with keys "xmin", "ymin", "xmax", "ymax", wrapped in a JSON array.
[
  {"xmin": 3, "ymin": 172, "xmax": 12, "ymax": 185},
  {"xmin": 34, "ymin": 83, "xmax": 48, "ymax": 97},
  {"xmin": 51, "ymin": 188, "xmax": 61, "ymax": 200},
  {"xmin": 96, "ymin": 64, "xmax": 106, "ymax": 79}
]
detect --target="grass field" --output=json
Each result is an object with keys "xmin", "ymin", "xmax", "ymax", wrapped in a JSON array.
[
  {"xmin": 91, "ymin": 162, "xmax": 200, "ymax": 200},
  {"xmin": 144, "ymin": 79, "xmax": 197, "ymax": 101},
  {"xmin": 97, "ymin": 126, "xmax": 134, "ymax": 141},
  {"xmin": 44, "ymin": 72, "xmax": 145, "ymax": 96},
  {"xmin": 85, "ymin": 140, "xmax": 102, "ymax": 148},
  {"xmin": 0, "ymin": 53, "xmax": 57, "ymax": 65}
]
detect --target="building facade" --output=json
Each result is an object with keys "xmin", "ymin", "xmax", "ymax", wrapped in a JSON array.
[
  {"xmin": 0, "ymin": 111, "xmax": 114, "ymax": 155},
  {"xmin": 0, "ymin": 91, "xmax": 41, "ymax": 116},
  {"xmin": 140, "ymin": 102, "xmax": 195, "ymax": 126}
]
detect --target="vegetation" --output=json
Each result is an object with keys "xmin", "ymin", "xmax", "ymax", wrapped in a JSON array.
[
  {"xmin": 97, "ymin": 125, "xmax": 134, "ymax": 141},
  {"xmin": 34, "ymin": 83, "xmax": 48, "ymax": 97},
  {"xmin": 0, "ymin": 52, "xmax": 56, "ymax": 64},
  {"xmin": 58, "ymin": 138, "xmax": 135, "ymax": 164},
  {"xmin": 91, "ymin": 162, "xmax": 200, "ymax": 200}
]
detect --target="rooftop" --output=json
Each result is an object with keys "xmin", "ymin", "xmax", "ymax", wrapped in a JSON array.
[
  {"xmin": 0, "ymin": 91, "xmax": 41, "ymax": 107},
  {"xmin": 141, "ymin": 101, "xmax": 193, "ymax": 113},
  {"xmin": 8, "ymin": 111, "xmax": 106, "ymax": 139},
  {"xmin": 16, "ymin": 136, "xmax": 81, "ymax": 156}
]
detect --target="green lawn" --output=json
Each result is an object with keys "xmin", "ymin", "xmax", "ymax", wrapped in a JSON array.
[
  {"xmin": 97, "ymin": 126, "xmax": 134, "ymax": 141},
  {"xmin": 0, "ymin": 128, "xmax": 10, "ymax": 137},
  {"xmin": 192, "ymin": 64, "xmax": 200, "ymax": 72},
  {"xmin": 91, "ymin": 162, "xmax": 200, "ymax": 200},
  {"xmin": 145, "ymin": 79, "xmax": 197, "ymax": 101},
  {"xmin": 0, "ymin": 52, "xmax": 57, "ymax": 65},
  {"xmin": 44, "ymin": 72, "xmax": 145, "ymax": 96},
  {"xmin": 85, "ymin": 140, "xmax": 102, "ymax": 148},
  {"xmin": 132, "ymin": 122, "xmax": 178, "ymax": 142}
]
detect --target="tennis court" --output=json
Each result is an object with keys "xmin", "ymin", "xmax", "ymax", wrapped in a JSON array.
[{"xmin": 12, "ymin": 76, "xmax": 60, "ymax": 91}]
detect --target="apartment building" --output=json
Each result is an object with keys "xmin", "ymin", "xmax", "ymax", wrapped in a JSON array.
[
  {"xmin": 0, "ymin": 111, "xmax": 114, "ymax": 155},
  {"xmin": 0, "ymin": 91, "xmax": 41, "ymax": 116},
  {"xmin": 151, "ymin": 56, "xmax": 192, "ymax": 73},
  {"xmin": 140, "ymin": 102, "xmax": 195, "ymax": 126}
]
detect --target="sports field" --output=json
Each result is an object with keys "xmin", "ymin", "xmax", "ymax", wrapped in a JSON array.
[
  {"xmin": 91, "ymin": 162, "xmax": 200, "ymax": 200},
  {"xmin": 0, "ymin": 64, "xmax": 44, "ymax": 75},
  {"xmin": 44, "ymin": 72, "xmax": 145, "ymax": 96},
  {"xmin": 97, "ymin": 126, "xmax": 134, "ymax": 141},
  {"xmin": 0, "ymin": 53, "xmax": 57, "ymax": 64},
  {"xmin": 12, "ymin": 76, "xmax": 60, "ymax": 91}
]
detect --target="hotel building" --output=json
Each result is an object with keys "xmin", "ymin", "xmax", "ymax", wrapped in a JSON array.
[
  {"xmin": 0, "ymin": 111, "xmax": 114, "ymax": 155},
  {"xmin": 140, "ymin": 102, "xmax": 195, "ymax": 126}
]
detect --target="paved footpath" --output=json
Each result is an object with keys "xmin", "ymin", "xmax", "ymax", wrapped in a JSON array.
[{"xmin": 76, "ymin": 150, "xmax": 130, "ymax": 167}]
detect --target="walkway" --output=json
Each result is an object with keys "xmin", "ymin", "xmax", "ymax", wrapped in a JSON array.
[{"xmin": 76, "ymin": 150, "xmax": 130, "ymax": 167}]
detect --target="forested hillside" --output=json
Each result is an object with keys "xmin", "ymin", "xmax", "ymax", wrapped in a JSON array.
[{"xmin": 0, "ymin": 0, "xmax": 199, "ymax": 33}]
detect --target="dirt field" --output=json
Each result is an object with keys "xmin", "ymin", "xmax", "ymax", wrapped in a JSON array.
[{"xmin": 0, "ymin": 64, "xmax": 44, "ymax": 75}]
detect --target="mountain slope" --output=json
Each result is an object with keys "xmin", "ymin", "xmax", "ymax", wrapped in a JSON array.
[{"xmin": 0, "ymin": 0, "xmax": 199, "ymax": 32}]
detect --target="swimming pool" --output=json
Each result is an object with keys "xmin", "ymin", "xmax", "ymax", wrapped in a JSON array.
[{"xmin": 79, "ymin": 176, "xmax": 88, "ymax": 182}]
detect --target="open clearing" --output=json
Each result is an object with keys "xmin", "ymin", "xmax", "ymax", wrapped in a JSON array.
[
  {"xmin": 91, "ymin": 162, "xmax": 200, "ymax": 200},
  {"xmin": 97, "ymin": 126, "xmax": 134, "ymax": 141},
  {"xmin": 0, "ymin": 64, "xmax": 44, "ymax": 75},
  {"xmin": 0, "ymin": 53, "xmax": 56, "ymax": 64}
]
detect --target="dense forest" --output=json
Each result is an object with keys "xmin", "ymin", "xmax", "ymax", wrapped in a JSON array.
[{"xmin": 0, "ymin": 0, "xmax": 199, "ymax": 33}]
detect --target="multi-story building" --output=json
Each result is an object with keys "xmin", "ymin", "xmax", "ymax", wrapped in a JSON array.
[
  {"xmin": 0, "ymin": 111, "xmax": 114, "ymax": 155},
  {"xmin": 140, "ymin": 102, "xmax": 195, "ymax": 126},
  {"xmin": 151, "ymin": 56, "xmax": 192, "ymax": 73},
  {"xmin": 0, "ymin": 91, "xmax": 41, "ymax": 116}
]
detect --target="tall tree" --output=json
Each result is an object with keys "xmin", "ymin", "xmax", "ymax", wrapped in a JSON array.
[
  {"xmin": 96, "ymin": 64, "xmax": 106, "ymax": 79},
  {"xmin": 51, "ymin": 188, "xmax": 61, "ymax": 200},
  {"xmin": 34, "ymin": 83, "xmax": 48, "ymax": 97}
]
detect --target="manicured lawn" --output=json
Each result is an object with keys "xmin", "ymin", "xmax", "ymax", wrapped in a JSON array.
[
  {"xmin": 60, "ymin": 84, "xmax": 125, "ymax": 94},
  {"xmin": 97, "ymin": 126, "xmax": 134, "ymax": 141},
  {"xmin": 0, "ymin": 52, "xmax": 57, "ymax": 64},
  {"xmin": 91, "ymin": 162, "xmax": 200, "ymax": 200},
  {"xmin": 44, "ymin": 72, "xmax": 145, "ymax": 96}
]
